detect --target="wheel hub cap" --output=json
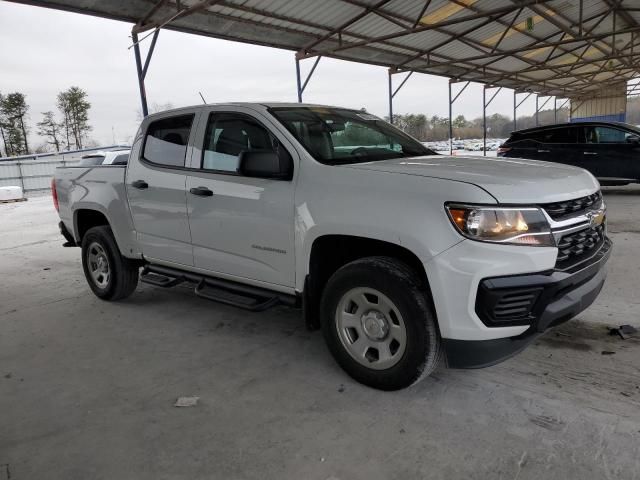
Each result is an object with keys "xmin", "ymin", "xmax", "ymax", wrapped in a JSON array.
[
  {"xmin": 87, "ymin": 242, "xmax": 110, "ymax": 289},
  {"xmin": 361, "ymin": 311, "xmax": 389, "ymax": 340},
  {"xmin": 335, "ymin": 287, "xmax": 407, "ymax": 370}
]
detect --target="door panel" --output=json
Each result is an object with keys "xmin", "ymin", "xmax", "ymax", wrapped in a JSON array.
[
  {"xmin": 186, "ymin": 173, "xmax": 295, "ymax": 286},
  {"xmin": 578, "ymin": 125, "xmax": 622, "ymax": 179},
  {"xmin": 533, "ymin": 126, "xmax": 579, "ymax": 167},
  {"xmin": 186, "ymin": 109, "xmax": 297, "ymax": 287},
  {"xmin": 126, "ymin": 111, "xmax": 200, "ymax": 265}
]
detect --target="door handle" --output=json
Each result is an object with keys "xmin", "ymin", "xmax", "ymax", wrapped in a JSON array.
[
  {"xmin": 583, "ymin": 151, "xmax": 598, "ymax": 155},
  {"xmin": 131, "ymin": 180, "xmax": 149, "ymax": 189},
  {"xmin": 190, "ymin": 186, "xmax": 214, "ymax": 197},
  {"xmin": 537, "ymin": 149, "xmax": 550, "ymax": 153}
]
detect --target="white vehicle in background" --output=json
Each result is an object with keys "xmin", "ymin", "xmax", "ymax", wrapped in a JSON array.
[
  {"xmin": 465, "ymin": 142, "xmax": 484, "ymax": 151},
  {"xmin": 52, "ymin": 103, "xmax": 610, "ymax": 390},
  {"xmin": 78, "ymin": 149, "xmax": 131, "ymax": 167}
]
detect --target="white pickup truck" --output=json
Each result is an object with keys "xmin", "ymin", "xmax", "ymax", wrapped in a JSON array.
[{"xmin": 52, "ymin": 103, "xmax": 611, "ymax": 390}]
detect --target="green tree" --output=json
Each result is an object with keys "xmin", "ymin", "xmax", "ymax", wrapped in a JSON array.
[
  {"xmin": 0, "ymin": 92, "xmax": 30, "ymax": 155},
  {"xmin": 57, "ymin": 86, "xmax": 92, "ymax": 149},
  {"xmin": 452, "ymin": 115, "xmax": 468, "ymax": 128},
  {"xmin": 37, "ymin": 111, "xmax": 63, "ymax": 152}
]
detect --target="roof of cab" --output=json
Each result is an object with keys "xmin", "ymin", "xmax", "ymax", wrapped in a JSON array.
[{"xmin": 143, "ymin": 102, "xmax": 363, "ymax": 120}]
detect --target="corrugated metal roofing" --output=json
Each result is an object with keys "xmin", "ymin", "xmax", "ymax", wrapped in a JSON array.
[{"xmin": 7, "ymin": 0, "xmax": 640, "ymax": 97}]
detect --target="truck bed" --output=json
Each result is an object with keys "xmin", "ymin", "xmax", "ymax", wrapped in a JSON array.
[{"xmin": 54, "ymin": 165, "xmax": 137, "ymax": 255}]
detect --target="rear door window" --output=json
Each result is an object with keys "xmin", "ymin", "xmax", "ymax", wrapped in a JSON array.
[
  {"xmin": 143, "ymin": 114, "xmax": 194, "ymax": 167},
  {"xmin": 588, "ymin": 126, "xmax": 628, "ymax": 143},
  {"xmin": 542, "ymin": 127, "xmax": 576, "ymax": 143}
]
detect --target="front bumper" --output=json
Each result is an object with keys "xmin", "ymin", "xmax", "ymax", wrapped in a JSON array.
[{"xmin": 443, "ymin": 237, "xmax": 611, "ymax": 368}]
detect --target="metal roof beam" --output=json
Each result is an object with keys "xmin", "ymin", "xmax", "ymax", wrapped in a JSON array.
[
  {"xmin": 406, "ymin": 25, "xmax": 640, "ymax": 70},
  {"xmin": 524, "ymin": 3, "xmax": 616, "ymax": 64},
  {"xmin": 310, "ymin": 2, "xmax": 540, "ymax": 56},
  {"xmin": 604, "ymin": 0, "xmax": 638, "ymax": 28},
  {"xmin": 395, "ymin": 10, "xmax": 514, "ymax": 69},
  {"xmin": 302, "ymin": 0, "xmax": 393, "ymax": 51},
  {"xmin": 133, "ymin": 0, "xmax": 222, "ymax": 34}
]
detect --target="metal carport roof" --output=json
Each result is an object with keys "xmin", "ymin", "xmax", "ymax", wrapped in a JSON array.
[{"xmin": 7, "ymin": 0, "xmax": 640, "ymax": 97}]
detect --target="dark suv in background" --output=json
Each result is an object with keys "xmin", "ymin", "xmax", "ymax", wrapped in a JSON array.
[{"xmin": 498, "ymin": 121, "xmax": 640, "ymax": 185}]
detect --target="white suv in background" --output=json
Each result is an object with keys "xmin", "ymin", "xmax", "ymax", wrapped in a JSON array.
[{"xmin": 79, "ymin": 149, "xmax": 131, "ymax": 166}]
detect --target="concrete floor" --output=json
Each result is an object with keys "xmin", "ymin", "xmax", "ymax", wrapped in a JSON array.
[{"xmin": 1, "ymin": 188, "xmax": 639, "ymax": 480}]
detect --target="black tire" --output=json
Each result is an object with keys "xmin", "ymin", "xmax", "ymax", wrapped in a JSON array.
[
  {"xmin": 320, "ymin": 256, "xmax": 441, "ymax": 391},
  {"xmin": 81, "ymin": 225, "xmax": 139, "ymax": 301}
]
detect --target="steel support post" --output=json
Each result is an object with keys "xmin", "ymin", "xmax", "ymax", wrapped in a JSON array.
[
  {"xmin": 448, "ymin": 80, "xmax": 471, "ymax": 155},
  {"xmin": 132, "ymin": 31, "xmax": 148, "ymax": 118},
  {"xmin": 449, "ymin": 82, "xmax": 453, "ymax": 155},
  {"xmin": 554, "ymin": 97, "xmax": 557, "ymax": 123},
  {"xmin": 514, "ymin": 92, "xmax": 533, "ymax": 131},
  {"xmin": 16, "ymin": 162, "xmax": 25, "ymax": 192},
  {"xmin": 388, "ymin": 70, "xmax": 394, "ymax": 123},
  {"xmin": 535, "ymin": 95, "xmax": 539, "ymax": 126},
  {"xmin": 482, "ymin": 86, "xmax": 502, "ymax": 156},
  {"xmin": 295, "ymin": 55, "xmax": 321, "ymax": 103},
  {"xmin": 483, "ymin": 87, "xmax": 487, "ymax": 156},
  {"xmin": 513, "ymin": 90, "xmax": 517, "ymax": 131},
  {"xmin": 388, "ymin": 70, "xmax": 413, "ymax": 124},
  {"xmin": 295, "ymin": 57, "xmax": 302, "ymax": 103}
]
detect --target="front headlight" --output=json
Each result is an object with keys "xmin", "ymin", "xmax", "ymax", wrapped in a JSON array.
[{"xmin": 445, "ymin": 204, "xmax": 554, "ymax": 246}]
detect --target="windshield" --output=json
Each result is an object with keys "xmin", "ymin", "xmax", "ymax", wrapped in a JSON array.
[{"xmin": 269, "ymin": 106, "xmax": 434, "ymax": 165}]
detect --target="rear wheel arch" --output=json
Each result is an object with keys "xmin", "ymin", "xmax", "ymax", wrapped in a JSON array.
[{"xmin": 74, "ymin": 209, "xmax": 110, "ymax": 243}]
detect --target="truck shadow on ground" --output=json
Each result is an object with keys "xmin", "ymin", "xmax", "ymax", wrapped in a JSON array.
[{"xmin": 117, "ymin": 282, "xmax": 640, "ymax": 409}]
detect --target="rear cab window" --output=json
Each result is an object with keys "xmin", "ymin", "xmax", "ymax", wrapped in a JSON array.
[
  {"xmin": 79, "ymin": 155, "xmax": 105, "ymax": 166},
  {"xmin": 142, "ymin": 114, "xmax": 195, "ymax": 167},
  {"xmin": 112, "ymin": 153, "xmax": 129, "ymax": 165}
]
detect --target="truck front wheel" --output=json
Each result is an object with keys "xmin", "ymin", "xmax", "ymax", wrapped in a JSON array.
[
  {"xmin": 320, "ymin": 257, "xmax": 441, "ymax": 390},
  {"xmin": 81, "ymin": 226, "xmax": 139, "ymax": 301}
]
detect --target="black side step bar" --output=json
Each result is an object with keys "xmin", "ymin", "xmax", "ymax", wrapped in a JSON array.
[
  {"xmin": 140, "ymin": 267, "xmax": 186, "ymax": 288},
  {"xmin": 141, "ymin": 264, "xmax": 298, "ymax": 312}
]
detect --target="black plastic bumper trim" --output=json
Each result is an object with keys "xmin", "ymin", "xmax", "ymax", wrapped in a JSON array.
[
  {"xmin": 475, "ymin": 237, "xmax": 611, "ymax": 328},
  {"xmin": 443, "ymin": 331, "xmax": 541, "ymax": 369},
  {"xmin": 446, "ymin": 237, "xmax": 611, "ymax": 369},
  {"xmin": 58, "ymin": 221, "xmax": 77, "ymax": 246}
]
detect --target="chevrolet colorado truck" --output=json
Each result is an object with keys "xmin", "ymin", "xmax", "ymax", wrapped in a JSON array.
[{"xmin": 52, "ymin": 103, "xmax": 611, "ymax": 390}]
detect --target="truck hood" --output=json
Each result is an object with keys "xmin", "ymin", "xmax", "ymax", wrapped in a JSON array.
[{"xmin": 341, "ymin": 155, "xmax": 600, "ymax": 203}]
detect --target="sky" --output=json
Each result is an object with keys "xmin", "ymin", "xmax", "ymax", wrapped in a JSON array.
[{"xmin": 0, "ymin": 1, "xmax": 541, "ymax": 148}]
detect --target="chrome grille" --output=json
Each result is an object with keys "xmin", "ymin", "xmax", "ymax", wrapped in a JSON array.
[{"xmin": 542, "ymin": 192, "xmax": 602, "ymax": 220}]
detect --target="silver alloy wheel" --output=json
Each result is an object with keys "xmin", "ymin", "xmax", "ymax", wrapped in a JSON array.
[
  {"xmin": 335, "ymin": 287, "xmax": 407, "ymax": 370},
  {"xmin": 87, "ymin": 242, "xmax": 110, "ymax": 289}
]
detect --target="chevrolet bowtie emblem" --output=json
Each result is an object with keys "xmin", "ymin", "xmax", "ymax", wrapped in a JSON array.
[{"xmin": 587, "ymin": 209, "xmax": 605, "ymax": 228}]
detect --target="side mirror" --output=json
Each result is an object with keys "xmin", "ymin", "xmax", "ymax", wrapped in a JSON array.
[
  {"xmin": 627, "ymin": 134, "xmax": 640, "ymax": 144},
  {"xmin": 238, "ymin": 150, "xmax": 292, "ymax": 180}
]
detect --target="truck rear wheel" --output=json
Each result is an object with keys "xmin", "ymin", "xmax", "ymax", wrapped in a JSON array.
[
  {"xmin": 320, "ymin": 257, "xmax": 441, "ymax": 390},
  {"xmin": 81, "ymin": 226, "xmax": 139, "ymax": 301}
]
